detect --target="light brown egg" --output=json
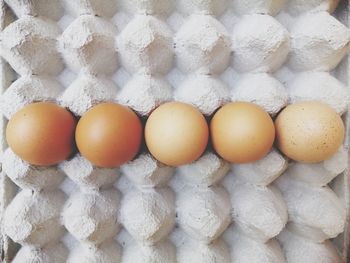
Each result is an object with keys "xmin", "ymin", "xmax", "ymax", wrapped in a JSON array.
[
  {"xmin": 275, "ymin": 101, "xmax": 344, "ymax": 163},
  {"xmin": 76, "ymin": 103, "xmax": 143, "ymax": 168},
  {"xmin": 210, "ymin": 102, "xmax": 275, "ymax": 163},
  {"xmin": 6, "ymin": 102, "xmax": 76, "ymax": 166},
  {"xmin": 145, "ymin": 102, "xmax": 209, "ymax": 166}
]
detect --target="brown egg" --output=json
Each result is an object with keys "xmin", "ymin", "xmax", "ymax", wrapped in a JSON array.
[
  {"xmin": 275, "ymin": 101, "xmax": 344, "ymax": 163},
  {"xmin": 210, "ymin": 102, "xmax": 275, "ymax": 163},
  {"xmin": 145, "ymin": 102, "xmax": 209, "ymax": 166},
  {"xmin": 76, "ymin": 103, "xmax": 142, "ymax": 168},
  {"xmin": 6, "ymin": 102, "xmax": 76, "ymax": 166}
]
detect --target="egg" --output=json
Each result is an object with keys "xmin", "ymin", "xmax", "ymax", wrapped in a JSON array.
[
  {"xmin": 210, "ymin": 102, "xmax": 275, "ymax": 163},
  {"xmin": 275, "ymin": 101, "xmax": 344, "ymax": 163},
  {"xmin": 6, "ymin": 102, "xmax": 76, "ymax": 166},
  {"xmin": 75, "ymin": 103, "xmax": 143, "ymax": 168},
  {"xmin": 145, "ymin": 102, "xmax": 209, "ymax": 166}
]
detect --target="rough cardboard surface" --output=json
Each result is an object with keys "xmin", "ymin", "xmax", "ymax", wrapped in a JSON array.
[{"xmin": 0, "ymin": 0, "xmax": 350, "ymax": 262}]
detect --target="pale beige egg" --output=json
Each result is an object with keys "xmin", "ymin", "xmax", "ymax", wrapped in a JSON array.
[{"xmin": 275, "ymin": 101, "xmax": 344, "ymax": 163}]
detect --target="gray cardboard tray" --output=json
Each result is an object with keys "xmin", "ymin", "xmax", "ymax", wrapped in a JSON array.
[{"xmin": 0, "ymin": 0, "xmax": 350, "ymax": 263}]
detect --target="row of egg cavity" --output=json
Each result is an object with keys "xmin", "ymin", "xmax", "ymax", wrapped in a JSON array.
[
  {"xmin": 3, "ymin": 0, "xmax": 342, "ymax": 19},
  {"xmin": 2, "ymin": 11, "xmax": 350, "ymax": 78},
  {"xmin": 6, "ymin": 100, "xmax": 345, "ymax": 168}
]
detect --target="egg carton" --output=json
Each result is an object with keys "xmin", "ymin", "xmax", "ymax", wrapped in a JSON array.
[{"xmin": 0, "ymin": 0, "xmax": 350, "ymax": 262}]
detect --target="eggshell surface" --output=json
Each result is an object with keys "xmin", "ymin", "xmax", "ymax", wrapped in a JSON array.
[
  {"xmin": 145, "ymin": 102, "xmax": 209, "ymax": 166},
  {"xmin": 210, "ymin": 102, "xmax": 275, "ymax": 164},
  {"xmin": 6, "ymin": 102, "xmax": 76, "ymax": 166},
  {"xmin": 75, "ymin": 103, "xmax": 143, "ymax": 168},
  {"xmin": 275, "ymin": 101, "xmax": 345, "ymax": 163}
]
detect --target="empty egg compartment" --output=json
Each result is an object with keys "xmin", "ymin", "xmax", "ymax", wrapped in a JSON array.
[{"xmin": 0, "ymin": 0, "xmax": 350, "ymax": 262}]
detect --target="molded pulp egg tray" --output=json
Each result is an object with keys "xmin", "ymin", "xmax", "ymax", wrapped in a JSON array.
[{"xmin": 0, "ymin": 0, "xmax": 350, "ymax": 262}]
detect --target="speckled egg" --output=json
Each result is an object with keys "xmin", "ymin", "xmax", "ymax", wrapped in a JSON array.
[{"xmin": 275, "ymin": 101, "xmax": 345, "ymax": 163}]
